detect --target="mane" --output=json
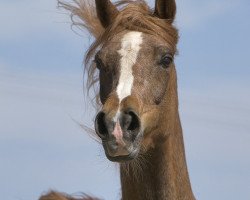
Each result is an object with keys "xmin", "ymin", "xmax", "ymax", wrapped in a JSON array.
[
  {"xmin": 39, "ymin": 191, "xmax": 100, "ymax": 200},
  {"xmin": 58, "ymin": 0, "xmax": 178, "ymax": 107}
]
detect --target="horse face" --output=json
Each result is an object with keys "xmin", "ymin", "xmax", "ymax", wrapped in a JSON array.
[{"xmin": 95, "ymin": 30, "xmax": 176, "ymax": 162}]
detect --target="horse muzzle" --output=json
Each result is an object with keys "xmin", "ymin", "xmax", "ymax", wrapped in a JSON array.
[{"xmin": 95, "ymin": 109, "xmax": 141, "ymax": 162}]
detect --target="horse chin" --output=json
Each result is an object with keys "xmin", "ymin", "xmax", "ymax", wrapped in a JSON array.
[{"xmin": 105, "ymin": 147, "xmax": 140, "ymax": 163}]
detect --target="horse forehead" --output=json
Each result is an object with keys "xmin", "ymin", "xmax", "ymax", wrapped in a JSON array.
[
  {"xmin": 117, "ymin": 31, "xmax": 144, "ymax": 65},
  {"xmin": 118, "ymin": 31, "xmax": 144, "ymax": 52}
]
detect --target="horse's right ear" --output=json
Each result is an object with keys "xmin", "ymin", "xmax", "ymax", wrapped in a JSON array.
[{"xmin": 95, "ymin": 0, "xmax": 119, "ymax": 28}]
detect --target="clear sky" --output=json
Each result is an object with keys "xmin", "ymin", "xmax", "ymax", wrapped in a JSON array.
[{"xmin": 0, "ymin": 0, "xmax": 250, "ymax": 200}]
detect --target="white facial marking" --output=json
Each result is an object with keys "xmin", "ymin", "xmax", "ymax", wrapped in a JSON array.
[{"xmin": 116, "ymin": 31, "xmax": 143, "ymax": 103}]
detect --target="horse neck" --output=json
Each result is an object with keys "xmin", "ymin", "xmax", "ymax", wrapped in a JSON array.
[{"xmin": 119, "ymin": 67, "xmax": 195, "ymax": 200}]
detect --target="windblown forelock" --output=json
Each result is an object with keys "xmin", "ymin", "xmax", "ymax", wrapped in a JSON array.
[{"xmin": 59, "ymin": 0, "xmax": 178, "ymax": 108}]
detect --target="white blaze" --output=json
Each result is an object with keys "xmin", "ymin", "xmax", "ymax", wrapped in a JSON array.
[{"xmin": 116, "ymin": 31, "xmax": 143, "ymax": 102}]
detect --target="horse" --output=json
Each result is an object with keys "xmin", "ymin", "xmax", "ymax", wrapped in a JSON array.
[{"xmin": 39, "ymin": 0, "xmax": 196, "ymax": 199}]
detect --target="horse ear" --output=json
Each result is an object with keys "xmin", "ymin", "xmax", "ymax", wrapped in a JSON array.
[
  {"xmin": 154, "ymin": 0, "xmax": 176, "ymax": 22},
  {"xmin": 95, "ymin": 0, "xmax": 119, "ymax": 28}
]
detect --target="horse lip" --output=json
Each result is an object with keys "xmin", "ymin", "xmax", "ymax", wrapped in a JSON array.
[
  {"xmin": 106, "ymin": 149, "xmax": 139, "ymax": 163},
  {"xmin": 106, "ymin": 141, "xmax": 131, "ymax": 157}
]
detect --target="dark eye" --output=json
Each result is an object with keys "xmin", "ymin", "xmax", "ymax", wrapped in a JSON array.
[
  {"xmin": 94, "ymin": 54, "xmax": 105, "ymax": 71},
  {"xmin": 95, "ymin": 59, "xmax": 102, "ymax": 70},
  {"xmin": 160, "ymin": 54, "xmax": 173, "ymax": 69}
]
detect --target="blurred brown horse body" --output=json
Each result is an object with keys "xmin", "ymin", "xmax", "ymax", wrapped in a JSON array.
[{"xmin": 40, "ymin": 0, "xmax": 195, "ymax": 199}]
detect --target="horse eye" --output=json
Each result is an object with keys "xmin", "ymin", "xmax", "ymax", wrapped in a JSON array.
[
  {"xmin": 95, "ymin": 60, "xmax": 101, "ymax": 70},
  {"xmin": 160, "ymin": 54, "xmax": 173, "ymax": 69},
  {"xmin": 94, "ymin": 56, "xmax": 104, "ymax": 70}
]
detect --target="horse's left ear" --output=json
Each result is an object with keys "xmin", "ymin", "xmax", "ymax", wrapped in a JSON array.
[
  {"xmin": 154, "ymin": 0, "xmax": 176, "ymax": 22},
  {"xmin": 95, "ymin": 0, "xmax": 119, "ymax": 28}
]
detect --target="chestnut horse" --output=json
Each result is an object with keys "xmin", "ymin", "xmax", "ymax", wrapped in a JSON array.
[{"xmin": 39, "ymin": 0, "xmax": 195, "ymax": 199}]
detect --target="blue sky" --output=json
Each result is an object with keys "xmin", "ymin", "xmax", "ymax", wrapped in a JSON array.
[{"xmin": 0, "ymin": 0, "xmax": 250, "ymax": 200}]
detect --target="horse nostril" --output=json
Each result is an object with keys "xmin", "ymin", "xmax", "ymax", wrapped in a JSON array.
[
  {"xmin": 121, "ymin": 110, "xmax": 140, "ymax": 132},
  {"xmin": 127, "ymin": 111, "xmax": 140, "ymax": 132},
  {"xmin": 95, "ymin": 111, "xmax": 109, "ymax": 139}
]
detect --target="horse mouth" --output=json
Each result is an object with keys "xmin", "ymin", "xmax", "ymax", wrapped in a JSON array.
[{"xmin": 105, "ymin": 148, "xmax": 139, "ymax": 162}]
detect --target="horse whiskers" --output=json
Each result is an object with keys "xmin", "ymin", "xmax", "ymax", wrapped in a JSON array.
[
  {"xmin": 70, "ymin": 117, "xmax": 101, "ymax": 143},
  {"xmin": 120, "ymin": 145, "xmax": 151, "ymax": 181}
]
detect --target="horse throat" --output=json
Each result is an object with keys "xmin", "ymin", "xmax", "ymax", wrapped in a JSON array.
[
  {"xmin": 120, "ymin": 118, "xmax": 195, "ymax": 200},
  {"xmin": 119, "ymin": 70, "xmax": 195, "ymax": 200}
]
